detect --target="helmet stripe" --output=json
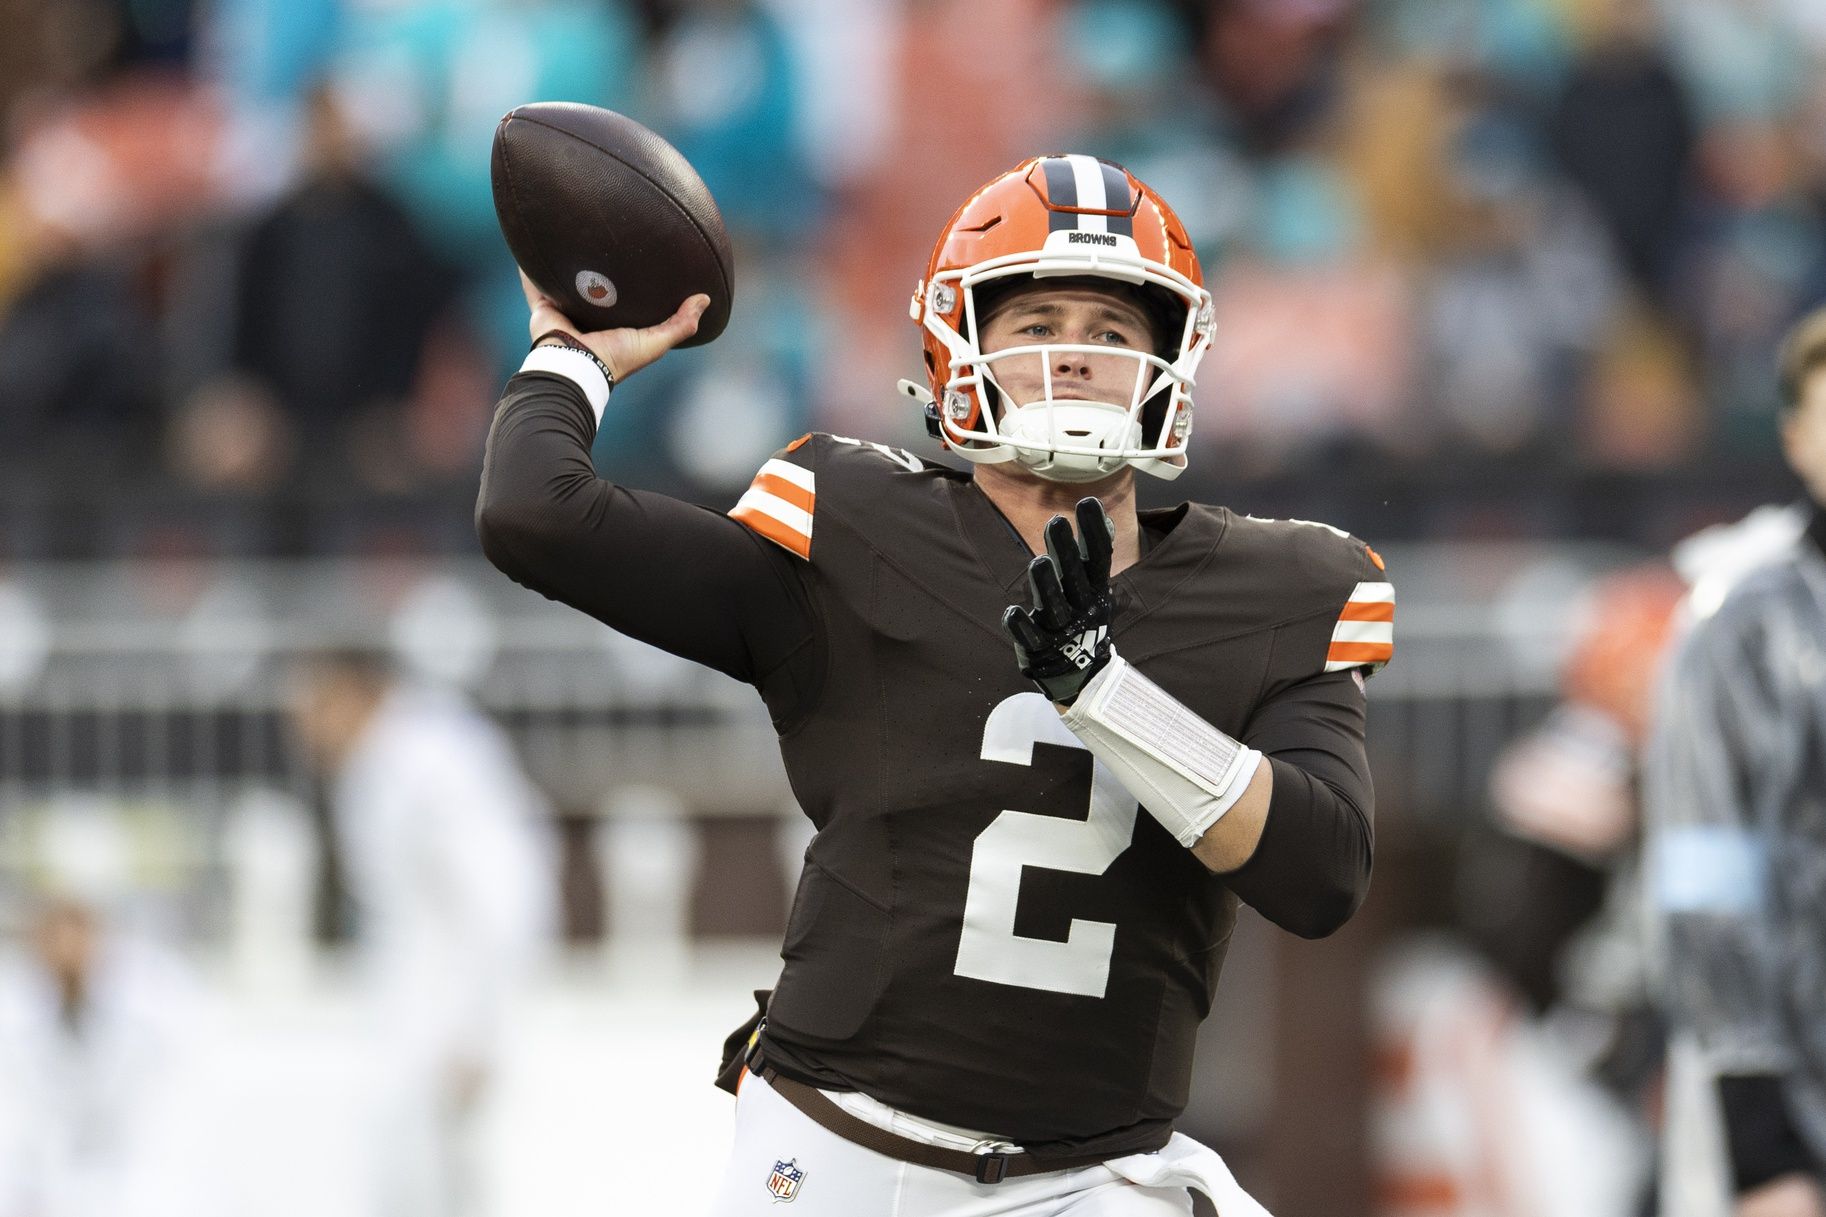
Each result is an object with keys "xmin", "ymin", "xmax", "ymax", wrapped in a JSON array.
[
  {"xmin": 1066, "ymin": 155, "xmax": 1108, "ymax": 233},
  {"xmin": 1042, "ymin": 157, "xmax": 1078, "ymax": 231},
  {"xmin": 1099, "ymin": 161, "xmax": 1135, "ymax": 237},
  {"xmin": 1067, "ymin": 154, "xmax": 1107, "ymax": 209}
]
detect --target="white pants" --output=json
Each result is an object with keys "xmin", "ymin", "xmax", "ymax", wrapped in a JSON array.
[
  {"xmin": 708, "ymin": 1073, "xmax": 1273, "ymax": 1217},
  {"xmin": 361, "ymin": 1040, "xmax": 485, "ymax": 1217}
]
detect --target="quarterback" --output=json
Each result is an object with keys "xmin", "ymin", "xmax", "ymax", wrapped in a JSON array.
[{"xmin": 477, "ymin": 156, "xmax": 1393, "ymax": 1215}]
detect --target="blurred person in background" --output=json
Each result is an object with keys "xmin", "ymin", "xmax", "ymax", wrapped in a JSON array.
[
  {"xmin": 0, "ymin": 885, "xmax": 216, "ymax": 1217},
  {"xmin": 1646, "ymin": 306, "xmax": 1826, "ymax": 1217},
  {"xmin": 1547, "ymin": 0, "xmax": 1696, "ymax": 303},
  {"xmin": 0, "ymin": 165, "xmax": 165, "ymax": 499},
  {"xmin": 169, "ymin": 83, "xmax": 477, "ymax": 498},
  {"xmin": 1370, "ymin": 567, "xmax": 1682, "ymax": 1217},
  {"xmin": 1416, "ymin": 93, "xmax": 1622, "ymax": 459},
  {"xmin": 1655, "ymin": 0, "xmax": 1826, "ymax": 455},
  {"xmin": 1473, "ymin": 567, "xmax": 1683, "ymax": 1061},
  {"xmin": 0, "ymin": 56, "xmax": 241, "ymax": 553},
  {"xmin": 1188, "ymin": 0, "xmax": 1354, "ymax": 154},
  {"xmin": 288, "ymin": 650, "xmax": 556, "ymax": 1217},
  {"xmin": 0, "ymin": 0, "xmax": 200, "ymax": 121}
]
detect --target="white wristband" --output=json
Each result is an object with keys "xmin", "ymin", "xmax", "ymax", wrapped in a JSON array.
[
  {"xmin": 519, "ymin": 345, "xmax": 611, "ymax": 424},
  {"xmin": 1061, "ymin": 651, "xmax": 1263, "ymax": 849}
]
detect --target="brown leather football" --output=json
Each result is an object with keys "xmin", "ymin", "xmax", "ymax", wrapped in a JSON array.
[{"xmin": 491, "ymin": 102, "xmax": 733, "ymax": 345}]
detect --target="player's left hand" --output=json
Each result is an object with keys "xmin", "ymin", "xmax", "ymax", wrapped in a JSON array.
[{"xmin": 1002, "ymin": 497, "xmax": 1116, "ymax": 706}]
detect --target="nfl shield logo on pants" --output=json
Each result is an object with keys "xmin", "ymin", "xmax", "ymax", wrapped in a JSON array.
[{"xmin": 767, "ymin": 1158, "xmax": 805, "ymax": 1202}]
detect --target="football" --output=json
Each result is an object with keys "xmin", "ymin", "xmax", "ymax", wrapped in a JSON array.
[{"xmin": 491, "ymin": 102, "xmax": 733, "ymax": 346}]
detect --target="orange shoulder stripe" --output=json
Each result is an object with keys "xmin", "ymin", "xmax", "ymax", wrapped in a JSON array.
[
  {"xmin": 1339, "ymin": 600, "xmax": 1395, "ymax": 623},
  {"xmin": 752, "ymin": 471, "xmax": 815, "ymax": 514},
  {"xmin": 1327, "ymin": 641, "xmax": 1395, "ymax": 664},
  {"xmin": 731, "ymin": 504, "xmax": 811, "ymax": 559}
]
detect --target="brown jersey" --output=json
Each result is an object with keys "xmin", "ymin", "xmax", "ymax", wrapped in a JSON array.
[
  {"xmin": 475, "ymin": 377, "xmax": 1391, "ymax": 1162},
  {"xmin": 725, "ymin": 433, "xmax": 1390, "ymax": 1157}
]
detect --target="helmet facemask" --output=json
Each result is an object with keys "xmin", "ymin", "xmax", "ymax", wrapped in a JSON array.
[{"xmin": 921, "ymin": 257, "xmax": 1213, "ymax": 483}]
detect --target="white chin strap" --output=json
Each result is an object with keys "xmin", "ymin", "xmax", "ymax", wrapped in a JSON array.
[{"xmin": 999, "ymin": 400, "xmax": 1142, "ymax": 483}]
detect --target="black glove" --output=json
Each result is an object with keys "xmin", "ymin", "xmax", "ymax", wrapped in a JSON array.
[{"xmin": 1001, "ymin": 498, "xmax": 1116, "ymax": 705}]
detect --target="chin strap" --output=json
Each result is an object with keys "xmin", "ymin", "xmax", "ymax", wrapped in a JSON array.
[{"xmin": 896, "ymin": 379, "xmax": 936, "ymax": 405}]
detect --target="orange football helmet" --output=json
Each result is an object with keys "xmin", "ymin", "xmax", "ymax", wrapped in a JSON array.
[{"xmin": 902, "ymin": 154, "xmax": 1213, "ymax": 481}]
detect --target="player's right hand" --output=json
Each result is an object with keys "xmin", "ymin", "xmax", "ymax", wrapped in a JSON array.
[{"xmin": 521, "ymin": 269, "xmax": 709, "ymax": 383}]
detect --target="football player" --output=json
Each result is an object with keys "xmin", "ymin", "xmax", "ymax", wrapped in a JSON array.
[
  {"xmin": 1646, "ymin": 308, "xmax": 1826, "ymax": 1217},
  {"xmin": 477, "ymin": 155, "xmax": 1394, "ymax": 1215}
]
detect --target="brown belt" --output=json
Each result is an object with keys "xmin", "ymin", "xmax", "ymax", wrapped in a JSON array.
[{"xmin": 751, "ymin": 1054, "xmax": 1111, "ymax": 1185}]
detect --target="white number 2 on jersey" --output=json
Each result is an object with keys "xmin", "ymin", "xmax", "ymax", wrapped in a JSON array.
[{"xmin": 953, "ymin": 693, "xmax": 1139, "ymax": 997}]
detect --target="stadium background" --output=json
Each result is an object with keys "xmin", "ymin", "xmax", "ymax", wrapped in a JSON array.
[{"xmin": 0, "ymin": 0, "xmax": 1817, "ymax": 1212}]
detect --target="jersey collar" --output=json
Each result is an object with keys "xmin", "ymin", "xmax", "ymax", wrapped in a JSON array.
[{"xmin": 952, "ymin": 479, "xmax": 1226, "ymax": 620}]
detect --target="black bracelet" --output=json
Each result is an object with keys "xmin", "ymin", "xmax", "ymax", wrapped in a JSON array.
[{"xmin": 532, "ymin": 329, "xmax": 616, "ymax": 389}]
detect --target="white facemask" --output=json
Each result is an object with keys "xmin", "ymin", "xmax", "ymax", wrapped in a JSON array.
[
  {"xmin": 973, "ymin": 340, "xmax": 1165, "ymax": 482},
  {"xmin": 915, "ymin": 267, "xmax": 1212, "ymax": 483}
]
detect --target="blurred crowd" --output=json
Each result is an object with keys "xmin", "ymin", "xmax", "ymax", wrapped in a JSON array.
[{"xmin": 1, "ymin": 0, "xmax": 1823, "ymax": 558}]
